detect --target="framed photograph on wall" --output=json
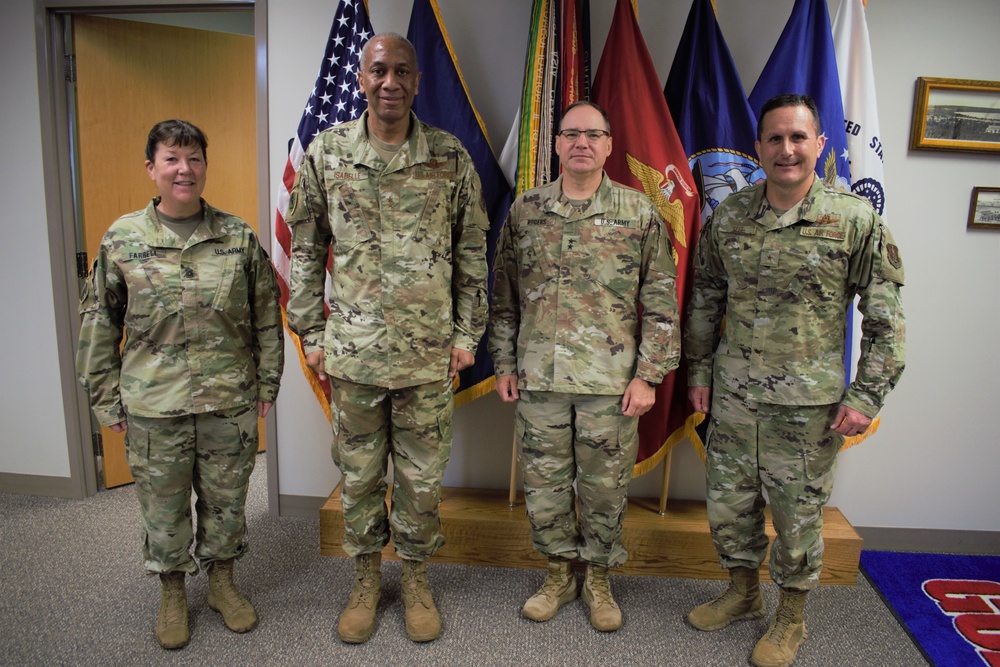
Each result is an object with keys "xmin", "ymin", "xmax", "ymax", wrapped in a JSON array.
[
  {"xmin": 910, "ymin": 78, "xmax": 1000, "ymax": 154},
  {"xmin": 968, "ymin": 187, "xmax": 1000, "ymax": 230}
]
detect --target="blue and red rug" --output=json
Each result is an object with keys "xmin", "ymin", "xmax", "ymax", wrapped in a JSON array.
[{"xmin": 861, "ymin": 550, "xmax": 1000, "ymax": 667}]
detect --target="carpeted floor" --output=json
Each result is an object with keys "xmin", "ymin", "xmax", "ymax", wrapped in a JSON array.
[
  {"xmin": 0, "ymin": 455, "xmax": 928, "ymax": 666},
  {"xmin": 861, "ymin": 550, "xmax": 1000, "ymax": 667}
]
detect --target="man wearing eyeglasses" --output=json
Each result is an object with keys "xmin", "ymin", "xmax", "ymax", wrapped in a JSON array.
[{"xmin": 488, "ymin": 100, "xmax": 679, "ymax": 632}]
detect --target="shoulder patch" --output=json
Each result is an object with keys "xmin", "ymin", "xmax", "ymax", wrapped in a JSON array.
[{"xmin": 886, "ymin": 243, "xmax": 901, "ymax": 269}]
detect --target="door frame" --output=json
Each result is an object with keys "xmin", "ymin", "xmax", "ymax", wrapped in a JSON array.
[{"xmin": 33, "ymin": 0, "xmax": 279, "ymax": 511}]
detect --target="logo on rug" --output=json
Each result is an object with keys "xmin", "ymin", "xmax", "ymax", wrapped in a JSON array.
[
  {"xmin": 924, "ymin": 579, "xmax": 1000, "ymax": 667},
  {"xmin": 861, "ymin": 551, "xmax": 1000, "ymax": 667}
]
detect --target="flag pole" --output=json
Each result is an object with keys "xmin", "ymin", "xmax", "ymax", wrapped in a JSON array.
[
  {"xmin": 658, "ymin": 448, "xmax": 673, "ymax": 515},
  {"xmin": 508, "ymin": 436, "xmax": 518, "ymax": 509}
]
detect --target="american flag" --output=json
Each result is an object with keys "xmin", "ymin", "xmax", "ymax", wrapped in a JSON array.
[
  {"xmin": 271, "ymin": 0, "xmax": 372, "ymax": 414},
  {"xmin": 272, "ymin": 0, "xmax": 373, "ymax": 306}
]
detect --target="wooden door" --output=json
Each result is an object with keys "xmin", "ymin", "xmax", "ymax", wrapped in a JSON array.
[{"xmin": 74, "ymin": 15, "xmax": 262, "ymax": 489}]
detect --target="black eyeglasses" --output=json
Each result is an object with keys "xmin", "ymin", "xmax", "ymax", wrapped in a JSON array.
[{"xmin": 557, "ymin": 129, "xmax": 611, "ymax": 142}]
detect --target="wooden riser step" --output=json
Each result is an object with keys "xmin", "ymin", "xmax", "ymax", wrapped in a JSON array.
[{"xmin": 319, "ymin": 486, "xmax": 862, "ymax": 586}]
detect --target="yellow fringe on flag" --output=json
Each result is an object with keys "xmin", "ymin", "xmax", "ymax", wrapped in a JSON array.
[
  {"xmin": 281, "ymin": 309, "xmax": 332, "ymax": 424},
  {"xmin": 840, "ymin": 415, "xmax": 880, "ymax": 451},
  {"xmin": 454, "ymin": 376, "xmax": 496, "ymax": 409},
  {"xmin": 631, "ymin": 411, "xmax": 707, "ymax": 477},
  {"xmin": 629, "ymin": 409, "xmax": 879, "ymax": 478}
]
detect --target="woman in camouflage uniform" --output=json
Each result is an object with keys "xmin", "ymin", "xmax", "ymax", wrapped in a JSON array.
[{"xmin": 76, "ymin": 120, "xmax": 284, "ymax": 650}]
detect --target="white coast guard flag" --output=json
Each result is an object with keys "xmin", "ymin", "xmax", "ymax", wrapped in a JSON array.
[{"xmin": 833, "ymin": 0, "xmax": 888, "ymax": 219}]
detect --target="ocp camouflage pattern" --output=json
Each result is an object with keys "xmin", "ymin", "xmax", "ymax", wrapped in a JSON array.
[
  {"xmin": 705, "ymin": 389, "xmax": 840, "ymax": 590},
  {"xmin": 489, "ymin": 174, "xmax": 680, "ymax": 393},
  {"xmin": 76, "ymin": 199, "xmax": 284, "ymax": 426},
  {"xmin": 284, "ymin": 110, "xmax": 489, "ymax": 389},
  {"xmin": 330, "ymin": 376, "xmax": 454, "ymax": 560},
  {"xmin": 685, "ymin": 178, "xmax": 905, "ymax": 417},
  {"xmin": 126, "ymin": 405, "xmax": 260, "ymax": 574}
]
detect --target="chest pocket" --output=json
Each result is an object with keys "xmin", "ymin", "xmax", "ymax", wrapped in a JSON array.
[
  {"xmin": 514, "ymin": 222, "xmax": 558, "ymax": 288},
  {"xmin": 210, "ymin": 256, "xmax": 250, "ymax": 319},
  {"xmin": 330, "ymin": 182, "xmax": 375, "ymax": 253},
  {"xmin": 407, "ymin": 180, "xmax": 449, "ymax": 252},
  {"xmin": 783, "ymin": 227, "xmax": 849, "ymax": 306},
  {"xmin": 581, "ymin": 224, "xmax": 642, "ymax": 301},
  {"xmin": 123, "ymin": 261, "xmax": 179, "ymax": 333},
  {"xmin": 719, "ymin": 225, "xmax": 757, "ymax": 293}
]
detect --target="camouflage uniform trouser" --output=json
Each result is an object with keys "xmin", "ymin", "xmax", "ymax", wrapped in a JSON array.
[
  {"xmin": 706, "ymin": 387, "xmax": 843, "ymax": 591},
  {"xmin": 516, "ymin": 390, "xmax": 639, "ymax": 568},
  {"xmin": 125, "ymin": 404, "xmax": 259, "ymax": 575},
  {"xmin": 329, "ymin": 376, "xmax": 453, "ymax": 561}
]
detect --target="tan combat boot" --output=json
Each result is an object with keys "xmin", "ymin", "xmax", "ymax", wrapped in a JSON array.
[
  {"xmin": 582, "ymin": 565, "xmax": 622, "ymax": 631},
  {"xmin": 155, "ymin": 572, "xmax": 189, "ymax": 649},
  {"xmin": 337, "ymin": 552, "xmax": 382, "ymax": 643},
  {"xmin": 688, "ymin": 566, "xmax": 767, "ymax": 631},
  {"xmin": 750, "ymin": 588, "xmax": 809, "ymax": 667},
  {"xmin": 207, "ymin": 558, "xmax": 258, "ymax": 633},
  {"xmin": 400, "ymin": 559, "xmax": 441, "ymax": 642},
  {"xmin": 522, "ymin": 558, "xmax": 578, "ymax": 621}
]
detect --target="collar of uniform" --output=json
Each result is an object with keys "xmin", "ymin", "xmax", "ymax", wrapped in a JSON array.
[
  {"xmin": 542, "ymin": 172, "xmax": 615, "ymax": 218},
  {"xmin": 146, "ymin": 198, "xmax": 225, "ymax": 248},
  {"xmin": 350, "ymin": 110, "xmax": 431, "ymax": 173},
  {"xmin": 749, "ymin": 178, "xmax": 826, "ymax": 231},
  {"xmin": 797, "ymin": 178, "xmax": 840, "ymax": 226}
]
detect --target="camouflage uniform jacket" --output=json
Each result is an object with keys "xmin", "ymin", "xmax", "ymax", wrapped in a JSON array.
[
  {"xmin": 76, "ymin": 199, "xmax": 284, "ymax": 426},
  {"xmin": 685, "ymin": 178, "xmax": 906, "ymax": 417},
  {"xmin": 284, "ymin": 111, "xmax": 489, "ymax": 389},
  {"xmin": 489, "ymin": 173, "xmax": 680, "ymax": 394}
]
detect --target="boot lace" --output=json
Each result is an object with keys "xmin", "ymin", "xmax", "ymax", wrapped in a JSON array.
[
  {"xmin": 212, "ymin": 566, "xmax": 251, "ymax": 612},
  {"xmin": 536, "ymin": 564, "xmax": 570, "ymax": 597},
  {"xmin": 402, "ymin": 565, "xmax": 433, "ymax": 609},
  {"xmin": 161, "ymin": 584, "xmax": 186, "ymax": 625},
  {"xmin": 764, "ymin": 600, "xmax": 798, "ymax": 644},
  {"xmin": 709, "ymin": 582, "xmax": 743, "ymax": 609},
  {"xmin": 587, "ymin": 570, "xmax": 615, "ymax": 606},
  {"xmin": 350, "ymin": 563, "xmax": 378, "ymax": 608}
]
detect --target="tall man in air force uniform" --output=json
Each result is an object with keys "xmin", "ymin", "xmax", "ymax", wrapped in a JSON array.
[{"xmin": 285, "ymin": 33, "xmax": 489, "ymax": 645}]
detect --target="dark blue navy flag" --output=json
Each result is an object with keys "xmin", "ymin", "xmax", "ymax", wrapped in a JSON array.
[
  {"xmin": 664, "ymin": 0, "xmax": 763, "ymax": 225},
  {"xmin": 407, "ymin": 0, "xmax": 514, "ymax": 406},
  {"xmin": 748, "ymin": 0, "xmax": 851, "ymax": 191}
]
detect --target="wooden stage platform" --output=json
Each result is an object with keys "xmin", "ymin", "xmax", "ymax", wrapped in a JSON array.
[{"xmin": 320, "ymin": 486, "xmax": 862, "ymax": 586}]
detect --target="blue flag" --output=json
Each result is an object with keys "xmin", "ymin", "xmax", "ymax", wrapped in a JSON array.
[
  {"xmin": 407, "ymin": 0, "xmax": 515, "ymax": 406},
  {"xmin": 748, "ymin": 0, "xmax": 851, "ymax": 191},
  {"xmin": 664, "ymin": 0, "xmax": 763, "ymax": 224}
]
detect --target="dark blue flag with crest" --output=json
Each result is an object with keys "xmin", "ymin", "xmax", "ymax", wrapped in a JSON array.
[{"xmin": 665, "ymin": 0, "xmax": 763, "ymax": 225}]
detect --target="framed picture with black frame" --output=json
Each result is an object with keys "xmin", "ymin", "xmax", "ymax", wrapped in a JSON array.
[{"xmin": 968, "ymin": 187, "xmax": 1000, "ymax": 230}]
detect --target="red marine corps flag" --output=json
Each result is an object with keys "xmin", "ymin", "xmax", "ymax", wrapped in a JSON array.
[{"xmin": 592, "ymin": 0, "xmax": 703, "ymax": 479}]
